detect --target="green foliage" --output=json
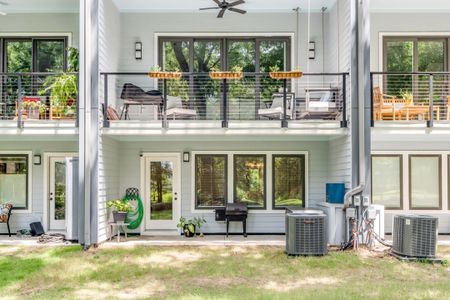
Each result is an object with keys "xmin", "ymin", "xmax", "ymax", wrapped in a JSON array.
[
  {"xmin": 176, "ymin": 217, "xmax": 197, "ymax": 235},
  {"xmin": 40, "ymin": 73, "xmax": 78, "ymax": 117},
  {"xmin": 67, "ymin": 47, "xmax": 79, "ymax": 72},
  {"xmin": 5, "ymin": 40, "xmax": 32, "ymax": 73},
  {"xmin": 107, "ymin": 199, "xmax": 133, "ymax": 213},
  {"xmin": 269, "ymin": 65, "xmax": 280, "ymax": 72},
  {"xmin": 192, "ymin": 217, "xmax": 206, "ymax": 230},
  {"xmin": 150, "ymin": 65, "xmax": 162, "ymax": 72}
]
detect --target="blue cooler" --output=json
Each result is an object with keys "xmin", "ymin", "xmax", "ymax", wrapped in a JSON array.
[{"xmin": 326, "ymin": 183, "xmax": 345, "ymax": 204}]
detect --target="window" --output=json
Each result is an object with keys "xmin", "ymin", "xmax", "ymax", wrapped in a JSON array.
[
  {"xmin": 195, "ymin": 155, "xmax": 227, "ymax": 209},
  {"xmin": 409, "ymin": 155, "xmax": 441, "ymax": 209},
  {"xmin": 371, "ymin": 155, "xmax": 402, "ymax": 209},
  {"xmin": 383, "ymin": 37, "xmax": 448, "ymax": 97},
  {"xmin": 2, "ymin": 38, "xmax": 67, "ymax": 72},
  {"xmin": 0, "ymin": 154, "xmax": 29, "ymax": 209},
  {"xmin": 234, "ymin": 155, "xmax": 266, "ymax": 208},
  {"xmin": 273, "ymin": 155, "xmax": 305, "ymax": 209}
]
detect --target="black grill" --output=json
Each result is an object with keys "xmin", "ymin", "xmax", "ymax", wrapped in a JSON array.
[{"xmin": 221, "ymin": 203, "xmax": 248, "ymax": 237}]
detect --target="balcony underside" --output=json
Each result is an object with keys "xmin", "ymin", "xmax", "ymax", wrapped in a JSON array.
[{"xmin": 0, "ymin": 120, "xmax": 78, "ymax": 141}]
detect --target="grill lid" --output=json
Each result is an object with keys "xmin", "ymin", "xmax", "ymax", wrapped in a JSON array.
[{"xmin": 226, "ymin": 203, "xmax": 248, "ymax": 214}]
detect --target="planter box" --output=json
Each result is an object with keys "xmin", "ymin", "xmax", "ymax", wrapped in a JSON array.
[
  {"xmin": 112, "ymin": 211, "xmax": 128, "ymax": 223},
  {"xmin": 148, "ymin": 71, "xmax": 182, "ymax": 79},
  {"xmin": 269, "ymin": 71, "xmax": 303, "ymax": 79},
  {"xmin": 209, "ymin": 72, "xmax": 243, "ymax": 80}
]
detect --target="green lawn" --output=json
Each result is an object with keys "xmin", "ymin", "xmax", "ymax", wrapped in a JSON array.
[{"xmin": 0, "ymin": 245, "xmax": 449, "ymax": 299}]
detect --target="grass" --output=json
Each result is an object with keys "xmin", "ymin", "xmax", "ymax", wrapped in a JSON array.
[{"xmin": 0, "ymin": 245, "xmax": 449, "ymax": 299}]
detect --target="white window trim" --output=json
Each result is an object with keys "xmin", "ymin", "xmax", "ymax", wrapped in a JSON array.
[
  {"xmin": 0, "ymin": 151, "xmax": 32, "ymax": 214},
  {"xmin": 190, "ymin": 151, "xmax": 309, "ymax": 214},
  {"xmin": 372, "ymin": 151, "xmax": 448, "ymax": 212},
  {"xmin": 0, "ymin": 32, "xmax": 73, "ymax": 47}
]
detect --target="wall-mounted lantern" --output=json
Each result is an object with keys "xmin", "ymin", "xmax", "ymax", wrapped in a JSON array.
[
  {"xmin": 135, "ymin": 42, "xmax": 142, "ymax": 60},
  {"xmin": 308, "ymin": 41, "xmax": 316, "ymax": 60}
]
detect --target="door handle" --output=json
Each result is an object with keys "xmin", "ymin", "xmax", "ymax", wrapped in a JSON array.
[{"xmin": 49, "ymin": 193, "xmax": 53, "ymax": 201}]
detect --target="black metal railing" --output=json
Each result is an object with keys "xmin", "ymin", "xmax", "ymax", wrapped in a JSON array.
[
  {"xmin": 100, "ymin": 72, "xmax": 349, "ymax": 129},
  {"xmin": 371, "ymin": 72, "xmax": 450, "ymax": 127},
  {"xmin": 0, "ymin": 72, "xmax": 79, "ymax": 128}
]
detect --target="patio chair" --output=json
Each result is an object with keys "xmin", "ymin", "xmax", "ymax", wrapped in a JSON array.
[
  {"xmin": 258, "ymin": 95, "xmax": 293, "ymax": 120},
  {"xmin": 0, "ymin": 203, "xmax": 13, "ymax": 237},
  {"xmin": 307, "ymin": 91, "xmax": 337, "ymax": 112},
  {"xmin": 119, "ymin": 83, "xmax": 163, "ymax": 120},
  {"xmin": 372, "ymin": 87, "xmax": 406, "ymax": 120},
  {"xmin": 165, "ymin": 96, "xmax": 197, "ymax": 120}
]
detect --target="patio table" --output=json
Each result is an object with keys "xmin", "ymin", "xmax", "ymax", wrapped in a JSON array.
[{"xmin": 109, "ymin": 222, "xmax": 129, "ymax": 242}]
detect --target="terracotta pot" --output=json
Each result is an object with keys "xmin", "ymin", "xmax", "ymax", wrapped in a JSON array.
[
  {"xmin": 269, "ymin": 71, "xmax": 303, "ymax": 79},
  {"xmin": 209, "ymin": 72, "xmax": 243, "ymax": 80},
  {"xmin": 148, "ymin": 71, "xmax": 182, "ymax": 79}
]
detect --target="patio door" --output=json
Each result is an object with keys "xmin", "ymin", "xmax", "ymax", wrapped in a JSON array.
[
  {"xmin": 144, "ymin": 154, "xmax": 181, "ymax": 230},
  {"xmin": 49, "ymin": 156, "xmax": 69, "ymax": 231}
]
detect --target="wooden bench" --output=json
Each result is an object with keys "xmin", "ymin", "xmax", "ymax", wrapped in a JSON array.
[{"xmin": 0, "ymin": 203, "xmax": 13, "ymax": 237}]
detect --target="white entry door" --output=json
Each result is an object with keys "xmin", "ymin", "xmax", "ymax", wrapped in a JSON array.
[
  {"xmin": 49, "ymin": 157, "xmax": 69, "ymax": 231},
  {"xmin": 144, "ymin": 154, "xmax": 181, "ymax": 230}
]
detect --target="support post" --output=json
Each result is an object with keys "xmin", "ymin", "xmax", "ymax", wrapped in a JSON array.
[
  {"xmin": 427, "ymin": 74, "xmax": 434, "ymax": 128},
  {"xmin": 103, "ymin": 73, "xmax": 109, "ymax": 128},
  {"xmin": 17, "ymin": 75, "xmax": 23, "ymax": 129},
  {"xmin": 341, "ymin": 73, "xmax": 348, "ymax": 128},
  {"xmin": 370, "ymin": 72, "xmax": 374, "ymax": 127},
  {"xmin": 163, "ymin": 78, "xmax": 168, "ymax": 129},
  {"xmin": 222, "ymin": 78, "xmax": 228, "ymax": 128},
  {"xmin": 282, "ymin": 78, "xmax": 288, "ymax": 128}
]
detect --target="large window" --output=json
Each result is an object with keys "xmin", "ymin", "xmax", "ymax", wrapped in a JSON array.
[
  {"xmin": 409, "ymin": 155, "xmax": 441, "ymax": 209},
  {"xmin": 383, "ymin": 37, "xmax": 448, "ymax": 97},
  {"xmin": 273, "ymin": 155, "xmax": 305, "ymax": 209},
  {"xmin": 0, "ymin": 154, "xmax": 29, "ymax": 210},
  {"xmin": 371, "ymin": 155, "xmax": 402, "ymax": 209},
  {"xmin": 2, "ymin": 38, "xmax": 67, "ymax": 73},
  {"xmin": 195, "ymin": 155, "xmax": 227, "ymax": 209},
  {"xmin": 234, "ymin": 155, "xmax": 266, "ymax": 208}
]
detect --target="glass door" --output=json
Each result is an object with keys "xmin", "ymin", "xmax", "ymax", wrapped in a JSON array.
[
  {"xmin": 144, "ymin": 154, "xmax": 181, "ymax": 230},
  {"xmin": 49, "ymin": 157, "xmax": 67, "ymax": 231}
]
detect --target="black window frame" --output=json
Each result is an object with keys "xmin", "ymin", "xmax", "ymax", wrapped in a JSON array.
[
  {"xmin": 1, "ymin": 36, "xmax": 68, "ymax": 73},
  {"xmin": 371, "ymin": 154, "xmax": 403, "ymax": 210},
  {"xmin": 194, "ymin": 154, "xmax": 228, "ymax": 209},
  {"xmin": 233, "ymin": 154, "xmax": 267, "ymax": 209},
  {"xmin": 0, "ymin": 154, "xmax": 29, "ymax": 210},
  {"xmin": 272, "ymin": 154, "xmax": 306, "ymax": 210}
]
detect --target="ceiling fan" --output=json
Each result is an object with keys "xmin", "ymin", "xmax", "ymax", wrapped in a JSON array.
[
  {"xmin": 199, "ymin": 0, "xmax": 247, "ymax": 18},
  {"xmin": 0, "ymin": 1, "xmax": 8, "ymax": 16}
]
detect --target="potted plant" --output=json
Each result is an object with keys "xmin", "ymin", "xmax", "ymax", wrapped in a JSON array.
[
  {"xmin": 209, "ymin": 65, "xmax": 243, "ymax": 80},
  {"xmin": 21, "ymin": 98, "xmax": 46, "ymax": 120},
  {"xmin": 40, "ymin": 73, "xmax": 78, "ymax": 119},
  {"xmin": 269, "ymin": 66, "xmax": 303, "ymax": 79},
  {"xmin": 177, "ymin": 217, "xmax": 196, "ymax": 238},
  {"xmin": 148, "ymin": 65, "xmax": 182, "ymax": 79},
  {"xmin": 107, "ymin": 199, "xmax": 133, "ymax": 223},
  {"xmin": 193, "ymin": 217, "xmax": 206, "ymax": 237}
]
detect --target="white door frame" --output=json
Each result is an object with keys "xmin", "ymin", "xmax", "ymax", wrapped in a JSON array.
[
  {"xmin": 140, "ymin": 153, "xmax": 181, "ymax": 232},
  {"xmin": 43, "ymin": 152, "xmax": 77, "ymax": 233}
]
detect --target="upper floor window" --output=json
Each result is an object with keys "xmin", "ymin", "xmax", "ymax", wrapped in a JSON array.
[{"xmin": 1, "ymin": 37, "xmax": 67, "ymax": 73}]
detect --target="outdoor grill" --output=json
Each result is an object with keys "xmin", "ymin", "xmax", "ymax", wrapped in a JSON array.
[{"xmin": 225, "ymin": 203, "xmax": 248, "ymax": 237}]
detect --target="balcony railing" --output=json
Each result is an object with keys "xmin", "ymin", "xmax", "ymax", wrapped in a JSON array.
[
  {"xmin": 101, "ymin": 72, "xmax": 349, "ymax": 129},
  {"xmin": 0, "ymin": 72, "xmax": 79, "ymax": 128},
  {"xmin": 371, "ymin": 72, "xmax": 450, "ymax": 127}
]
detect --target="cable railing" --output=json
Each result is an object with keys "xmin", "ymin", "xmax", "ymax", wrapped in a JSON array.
[
  {"xmin": 371, "ymin": 72, "xmax": 450, "ymax": 126},
  {"xmin": 101, "ymin": 72, "xmax": 349, "ymax": 129},
  {"xmin": 0, "ymin": 72, "xmax": 79, "ymax": 128}
]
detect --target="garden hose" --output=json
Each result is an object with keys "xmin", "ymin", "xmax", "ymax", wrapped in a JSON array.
[{"xmin": 123, "ymin": 188, "xmax": 144, "ymax": 230}]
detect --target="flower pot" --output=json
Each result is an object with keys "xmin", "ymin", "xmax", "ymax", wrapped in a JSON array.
[
  {"xmin": 183, "ymin": 224, "xmax": 196, "ymax": 238},
  {"xmin": 209, "ymin": 72, "xmax": 243, "ymax": 80},
  {"xmin": 148, "ymin": 71, "xmax": 182, "ymax": 79},
  {"xmin": 112, "ymin": 211, "xmax": 128, "ymax": 223},
  {"xmin": 269, "ymin": 71, "xmax": 303, "ymax": 79},
  {"xmin": 27, "ymin": 108, "xmax": 40, "ymax": 120}
]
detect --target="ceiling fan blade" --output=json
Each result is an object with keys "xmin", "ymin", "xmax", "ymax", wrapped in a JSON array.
[
  {"xmin": 0, "ymin": 11, "xmax": 6, "ymax": 15},
  {"xmin": 0, "ymin": 1, "xmax": 8, "ymax": 6},
  {"xmin": 217, "ymin": 8, "xmax": 226, "ymax": 18},
  {"xmin": 229, "ymin": 7, "xmax": 246, "ymax": 14},
  {"xmin": 213, "ymin": 0, "xmax": 222, "ymax": 6},
  {"xmin": 199, "ymin": 7, "xmax": 220, "ymax": 10},
  {"xmin": 228, "ymin": 0, "xmax": 245, "ymax": 7}
]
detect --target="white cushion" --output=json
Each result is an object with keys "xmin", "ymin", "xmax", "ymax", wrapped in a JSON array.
[
  {"xmin": 320, "ymin": 92, "xmax": 332, "ymax": 102},
  {"xmin": 167, "ymin": 107, "xmax": 197, "ymax": 117},
  {"xmin": 167, "ymin": 96, "xmax": 183, "ymax": 110}
]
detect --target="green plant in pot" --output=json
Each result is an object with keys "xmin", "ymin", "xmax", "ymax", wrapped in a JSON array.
[
  {"xmin": 107, "ymin": 199, "xmax": 133, "ymax": 223},
  {"xmin": 177, "ymin": 217, "xmax": 196, "ymax": 237},
  {"xmin": 192, "ymin": 217, "xmax": 206, "ymax": 237}
]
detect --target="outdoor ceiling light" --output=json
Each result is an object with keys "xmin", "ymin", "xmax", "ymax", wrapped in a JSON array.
[
  {"xmin": 308, "ymin": 41, "xmax": 316, "ymax": 60},
  {"xmin": 33, "ymin": 154, "xmax": 41, "ymax": 165},
  {"xmin": 135, "ymin": 42, "xmax": 142, "ymax": 60},
  {"xmin": 183, "ymin": 152, "xmax": 190, "ymax": 163}
]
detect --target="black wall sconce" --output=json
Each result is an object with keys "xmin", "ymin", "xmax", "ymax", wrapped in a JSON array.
[
  {"xmin": 33, "ymin": 154, "xmax": 41, "ymax": 165},
  {"xmin": 183, "ymin": 152, "xmax": 190, "ymax": 163},
  {"xmin": 135, "ymin": 42, "xmax": 142, "ymax": 60},
  {"xmin": 308, "ymin": 41, "xmax": 316, "ymax": 60}
]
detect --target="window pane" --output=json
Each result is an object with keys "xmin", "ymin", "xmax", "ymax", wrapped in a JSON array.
[
  {"xmin": 0, "ymin": 155, "xmax": 28, "ymax": 209},
  {"xmin": 234, "ymin": 155, "xmax": 265, "ymax": 208},
  {"xmin": 410, "ymin": 156, "xmax": 441, "ymax": 209},
  {"xmin": 194, "ymin": 40, "xmax": 221, "ymax": 72},
  {"xmin": 54, "ymin": 161, "xmax": 66, "ymax": 220},
  {"xmin": 162, "ymin": 40, "xmax": 190, "ymax": 72},
  {"xmin": 5, "ymin": 40, "xmax": 32, "ymax": 73},
  {"xmin": 150, "ymin": 161, "xmax": 173, "ymax": 220},
  {"xmin": 273, "ymin": 155, "xmax": 305, "ymax": 208},
  {"xmin": 385, "ymin": 40, "xmax": 413, "ymax": 97},
  {"xmin": 418, "ymin": 40, "xmax": 445, "ymax": 72},
  {"xmin": 228, "ymin": 40, "xmax": 256, "ymax": 72},
  {"xmin": 372, "ymin": 156, "xmax": 402, "ymax": 209},
  {"xmin": 37, "ymin": 40, "xmax": 65, "ymax": 72},
  {"xmin": 195, "ymin": 155, "xmax": 227, "ymax": 208}
]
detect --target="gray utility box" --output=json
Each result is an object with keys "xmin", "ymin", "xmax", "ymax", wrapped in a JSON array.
[
  {"xmin": 392, "ymin": 214, "xmax": 438, "ymax": 258},
  {"xmin": 285, "ymin": 209, "xmax": 328, "ymax": 256},
  {"xmin": 317, "ymin": 202, "xmax": 345, "ymax": 246}
]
